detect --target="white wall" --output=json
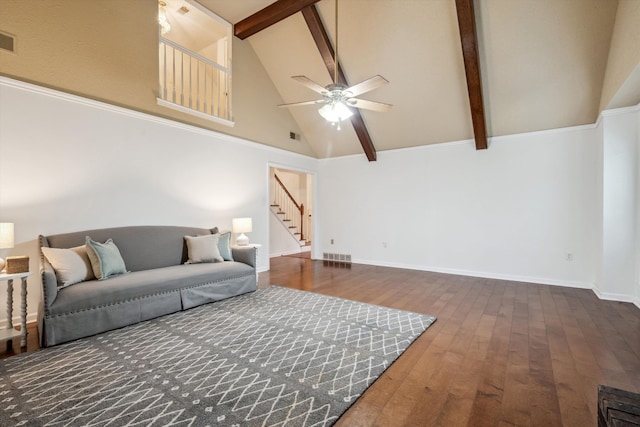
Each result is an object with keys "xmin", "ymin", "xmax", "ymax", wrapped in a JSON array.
[
  {"xmin": 318, "ymin": 126, "xmax": 600, "ymax": 288},
  {"xmin": 636, "ymin": 108, "xmax": 640, "ymax": 306},
  {"xmin": 594, "ymin": 115, "xmax": 605, "ymax": 298},
  {"xmin": 0, "ymin": 77, "xmax": 318, "ymax": 325},
  {"xmin": 597, "ymin": 107, "xmax": 639, "ymax": 302}
]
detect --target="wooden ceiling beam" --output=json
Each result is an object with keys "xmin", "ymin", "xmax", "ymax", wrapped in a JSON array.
[
  {"xmin": 301, "ymin": 5, "xmax": 377, "ymax": 161},
  {"xmin": 455, "ymin": 0, "xmax": 488, "ymax": 150},
  {"xmin": 234, "ymin": 0, "xmax": 321, "ymax": 40}
]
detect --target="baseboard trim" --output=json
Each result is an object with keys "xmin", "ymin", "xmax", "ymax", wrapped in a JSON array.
[
  {"xmin": 353, "ymin": 259, "xmax": 640, "ymax": 307},
  {"xmin": 352, "ymin": 258, "xmax": 593, "ymax": 289},
  {"xmin": 592, "ymin": 286, "xmax": 640, "ymax": 306},
  {"xmin": 0, "ymin": 313, "xmax": 38, "ymax": 329}
]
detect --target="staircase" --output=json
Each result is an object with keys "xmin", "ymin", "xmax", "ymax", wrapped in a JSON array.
[
  {"xmin": 270, "ymin": 205, "xmax": 308, "ymax": 246},
  {"xmin": 271, "ymin": 174, "xmax": 310, "ymax": 247}
]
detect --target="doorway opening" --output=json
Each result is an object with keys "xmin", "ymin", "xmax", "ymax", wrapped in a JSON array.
[{"xmin": 269, "ymin": 167, "xmax": 314, "ymax": 258}]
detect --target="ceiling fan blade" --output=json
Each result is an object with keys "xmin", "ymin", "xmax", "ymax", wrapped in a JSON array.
[
  {"xmin": 291, "ymin": 76, "xmax": 327, "ymax": 94},
  {"xmin": 278, "ymin": 99, "xmax": 324, "ymax": 108},
  {"xmin": 345, "ymin": 75, "xmax": 389, "ymax": 97},
  {"xmin": 349, "ymin": 98, "xmax": 393, "ymax": 112}
]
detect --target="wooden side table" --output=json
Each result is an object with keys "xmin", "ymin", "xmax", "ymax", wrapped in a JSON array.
[{"xmin": 0, "ymin": 271, "xmax": 31, "ymax": 350}]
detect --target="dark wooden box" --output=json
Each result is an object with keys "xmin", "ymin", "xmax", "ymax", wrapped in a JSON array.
[
  {"xmin": 5, "ymin": 255, "xmax": 29, "ymax": 274},
  {"xmin": 599, "ymin": 385, "xmax": 640, "ymax": 426}
]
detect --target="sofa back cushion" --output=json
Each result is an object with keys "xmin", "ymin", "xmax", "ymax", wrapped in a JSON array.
[{"xmin": 43, "ymin": 226, "xmax": 215, "ymax": 272}]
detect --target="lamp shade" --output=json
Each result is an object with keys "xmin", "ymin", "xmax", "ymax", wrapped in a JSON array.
[
  {"xmin": 232, "ymin": 218, "xmax": 252, "ymax": 233},
  {"xmin": 0, "ymin": 222, "xmax": 14, "ymax": 249}
]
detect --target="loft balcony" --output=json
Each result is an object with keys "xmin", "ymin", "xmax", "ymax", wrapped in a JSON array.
[{"xmin": 157, "ymin": 37, "xmax": 233, "ymax": 126}]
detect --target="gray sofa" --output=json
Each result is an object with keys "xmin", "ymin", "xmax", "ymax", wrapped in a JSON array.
[{"xmin": 39, "ymin": 225, "xmax": 257, "ymax": 347}]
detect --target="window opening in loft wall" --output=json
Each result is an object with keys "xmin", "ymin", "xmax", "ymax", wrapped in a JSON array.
[{"xmin": 157, "ymin": 0, "xmax": 233, "ymax": 126}]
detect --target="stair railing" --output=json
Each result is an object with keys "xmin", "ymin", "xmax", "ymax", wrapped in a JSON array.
[{"xmin": 273, "ymin": 174, "xmax": 304, "ymax": 241}]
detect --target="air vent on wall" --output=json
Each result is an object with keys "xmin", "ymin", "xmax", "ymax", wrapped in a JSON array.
[
  {"xmin": 323, "ymin": 252, "xmax": 351, "ymax": 263},
  {"xmin": 0, "ymin": 31, "xmax": 15, "ymax": 53}
]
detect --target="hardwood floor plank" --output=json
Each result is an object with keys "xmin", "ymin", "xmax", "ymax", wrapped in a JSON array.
[
  {"xmin": 467, "ymin": 283, "xmax": 515, "ymax": 425},
  {"xmin": 541, "ymin": 286, "xmax": 594, "ymax": 426},
  {"xmin": 526, "ymin": 286, "xmax": 563, "ymax": 426},
  {"xmin": 498, "ymin": 285, "xmax": 531, "ymax": 426}
]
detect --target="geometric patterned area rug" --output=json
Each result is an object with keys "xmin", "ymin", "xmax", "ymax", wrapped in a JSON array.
[{"xmin": 0, "ymin": 286, "xmax": 436, "ymax": 426}]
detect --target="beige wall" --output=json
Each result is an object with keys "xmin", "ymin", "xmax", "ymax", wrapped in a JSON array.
[
  {"xmin": 0, "ymin": 0, "xmax": 315, "ymax": 157},
  {"xmin": 600, "ymin": 0, "xmax": 640, "ymax": 111}
]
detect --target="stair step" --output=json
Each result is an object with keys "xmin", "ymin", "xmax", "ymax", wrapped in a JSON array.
[
  {"xmin": 283, "ymin": 219, "xmax": 291, "ymax": 222},
  {"xmin": 289, "ymin": 226, "xmax": 297, "ymax": 229},
  {"xmin": 270, "ymin": 204, "xmax": 279, "ymax": 207}
]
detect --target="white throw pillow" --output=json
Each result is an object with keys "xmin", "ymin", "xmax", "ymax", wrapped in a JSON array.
[
  {"xmin": 41, "ymin": 245, "xmax": 96, "ymax": 287},
  {"xmin": 184, "ymin": 234, "xmax": 223, "ymax": 263}
]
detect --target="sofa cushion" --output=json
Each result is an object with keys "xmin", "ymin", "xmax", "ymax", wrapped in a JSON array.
[
  {"xmin": 49, "ymin": 262, "xmax": 255, "ymax": 316},
  {"xmin": 85, "ymin": 237, "xmax": 128, "ymax": 280},
  {"xmin": 185, "ymin": 234, "xmax": 223, "ymax": 263},
  {"xmin": 41, "ymin": 245, "xmax": 95, "ymax": 287}
]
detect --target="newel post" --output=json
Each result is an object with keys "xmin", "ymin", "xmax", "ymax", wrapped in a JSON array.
[{"xmin": 300, "ymin": 204, "xmax": 305, "ymax": 241}]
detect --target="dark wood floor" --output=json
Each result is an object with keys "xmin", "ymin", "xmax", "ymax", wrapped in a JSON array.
[
  {"xmin": 262, "ymin": 256, "xmax": 640, "ymax": 427},
  {"xmin": 0, "ymin": 324, "xmax": 39, "ymax": 360},
  {"xmin": 3, "ymin": 257, "xmax": 639, "ymax": 426}
]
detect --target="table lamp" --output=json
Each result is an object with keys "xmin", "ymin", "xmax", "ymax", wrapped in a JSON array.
[
  {"xmin": 0, "ymin": 222, "xmax": 15, "ymax": 272},
  {"xmin": 232, "ymin": 218, "xmax": 252, "ymax": 246}
]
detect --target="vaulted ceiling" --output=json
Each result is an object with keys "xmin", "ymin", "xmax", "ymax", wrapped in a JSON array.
[{"xmin": 197, "ymin": 0, "xmax": 636, "ymax": 160}]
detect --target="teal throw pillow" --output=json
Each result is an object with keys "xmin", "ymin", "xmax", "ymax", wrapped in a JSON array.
[
  {"xmin": 217, "ymin": 231, "xmax": 233, "ymax": 261},
  {"xmin": 85, "ymin": 237, "xmax": 128, "ymax": 280}
]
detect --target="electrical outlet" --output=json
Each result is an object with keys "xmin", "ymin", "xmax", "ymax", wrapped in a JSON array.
[
  {"xmin": 382, "ymin": 242, "xmax": 387, "ymax": 248},
  {"xmin": 330, "ymin": 239, "xmax": 334, "ymax": 245},
  {"xmin": 566, "ymin": 253, "xmax": 573, "ymax": 261}
]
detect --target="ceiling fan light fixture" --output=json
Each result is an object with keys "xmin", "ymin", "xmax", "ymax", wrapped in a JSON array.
[
  {"xmin": 318, "ymin": 101, "xmax": 353, "ymax": 124},
  {"xmin": 278, "ymin": 0, "xmax": 391, "ymax": 134}
]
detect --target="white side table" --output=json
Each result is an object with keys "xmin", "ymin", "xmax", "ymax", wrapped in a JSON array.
[{"xmin": 0, "ymin": 271, "xmax": 31, "ymax": 349}]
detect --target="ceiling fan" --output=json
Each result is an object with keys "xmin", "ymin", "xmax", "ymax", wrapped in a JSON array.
[{"xmin": 278, "ymin": 0, "xmax": 392, "ymax": 129}]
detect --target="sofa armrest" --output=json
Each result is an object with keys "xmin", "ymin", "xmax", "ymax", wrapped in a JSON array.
[
  {"xmin": 231, "ymin": 246, "xmax": 257, "ymax": 269},
  {"xmin": 38, "ymin": 235, "xmax": 58, "ymax": 313}
]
